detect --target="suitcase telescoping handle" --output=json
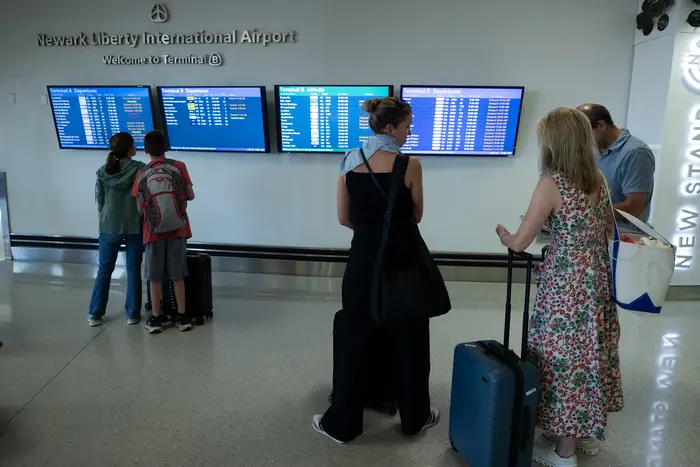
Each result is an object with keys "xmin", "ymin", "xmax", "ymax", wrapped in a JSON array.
[{"xmin": 504, "ymin": 249, "xmax": 533, "ymax": 358}]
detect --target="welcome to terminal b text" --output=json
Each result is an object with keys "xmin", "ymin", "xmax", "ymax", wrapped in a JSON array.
[{"xmin": 37, "ymin": 30, "xmax": 298, "ymax": 48}]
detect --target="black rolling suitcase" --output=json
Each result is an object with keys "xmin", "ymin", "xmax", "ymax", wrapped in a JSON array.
[
  {"xmin": 448, "ymin": 249, "xmax": 540, "ymax": 467},
  {"xmin": 162, "ymin": 253, "xmax": 213, "ymax": 325},
  {"xmin": 328, "ymin": 309, "xmax": 397, "ymax": 415}
]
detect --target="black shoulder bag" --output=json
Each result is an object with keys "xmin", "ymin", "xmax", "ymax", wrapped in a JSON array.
[{"xmin": 360, "ymin": 150, "xmax": 451, "ymax": 326}]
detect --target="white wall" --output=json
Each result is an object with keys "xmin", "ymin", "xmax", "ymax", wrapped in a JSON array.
[
  {"xmin": 626, "ymin": 35, "xmax": 674, "ymax": 147},
  {"xmin": 0, "ymin": 0, "xmax": 638, "ymax": 252},
  {"xmin": 626, "ymin": 33, "xmax": 675, "ymax": 224}
]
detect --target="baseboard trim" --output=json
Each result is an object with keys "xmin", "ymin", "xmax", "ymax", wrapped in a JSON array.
[
  {"xmin": 9, "ymin": 234, "xmax": 700, "ymax": 298},
  {"xmin": 9, "ymin": 234, "xmax": 541, "ymax": 282}
]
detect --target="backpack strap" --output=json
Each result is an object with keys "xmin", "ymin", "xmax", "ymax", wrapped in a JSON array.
[{"xmin": 149, "ymin": 158, "xmax": 175, "ymax": 168}]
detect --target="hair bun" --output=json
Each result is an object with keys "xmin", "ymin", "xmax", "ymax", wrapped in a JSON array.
[{"xmin": 362, "ymin": 98, "xmax": 382, "ymax": 114}]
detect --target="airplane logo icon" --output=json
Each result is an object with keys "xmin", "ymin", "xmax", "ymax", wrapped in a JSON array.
[{"xmin": 150, "ymin": 4, "xmax": 169, "ymax": 23}]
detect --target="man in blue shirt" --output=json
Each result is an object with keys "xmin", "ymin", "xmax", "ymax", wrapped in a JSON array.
[{"xmin": 578, "ymin": 104, "xmax": 655, "ymax": 223}]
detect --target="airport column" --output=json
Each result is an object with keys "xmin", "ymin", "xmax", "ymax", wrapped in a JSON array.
[
  {"xmin": 626, "ymin": 0, "xmax": 700, "ymax": 286},
  {"xmin": 0, "ymin": 171, "xmax": 10, "ymax": 262},
  {"xmin": 0, "ymin": 171, "xmax": 8, "ymax": 345}
]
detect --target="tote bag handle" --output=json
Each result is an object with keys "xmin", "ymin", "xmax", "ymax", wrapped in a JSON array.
[{"xmin": 599, "ymin": 172, "xmax": 671, "ymax": 246}]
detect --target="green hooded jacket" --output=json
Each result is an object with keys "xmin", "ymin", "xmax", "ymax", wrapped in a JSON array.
[{"xmin": 95, "ymin": 159, "xmax": 147, "ymax": 235}]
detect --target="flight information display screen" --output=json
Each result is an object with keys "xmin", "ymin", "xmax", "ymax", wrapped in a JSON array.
[
  {"xmin": 158, "ymin": 86, "xmax": 270, "ymax": 153},
  {"xmin": 48, "ymin": 86, "xmax": 155, "ymax": 150},
  {"xmin": 276, "ymin": 85, "xmax": 393, "ymax": 153},
  {"xmin": 401, "ymin": 86, "xmax": 525, "ymax": 156}
]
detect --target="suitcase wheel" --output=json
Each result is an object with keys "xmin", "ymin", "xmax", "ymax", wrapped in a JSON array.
[
  {"xmin": 195, "ymin": 317, "xmax": 205, "ymax": 326},
  {"xmin": 206, "ymin": 311, "xmax": 213, "ymax": 319},
  {"xmin": 450, "ymin": 438, "xmax": 458, "ymax": 452}
]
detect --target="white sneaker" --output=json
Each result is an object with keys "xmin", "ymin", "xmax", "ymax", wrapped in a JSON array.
[
  {"xmin": 88, "ymin": 315, "xmax": 108, "ymax": 327},
  {"xmin": 533, "ymin": 443, "xmax": 577, "ymax": 467},
  {"xmin": 311, "ymin": 415, "xmax": 345, "ymax": 444},
  {"xmin": 419, "ymin": 408, "xmax": 441, "ymax": 433},
  {"xmin": 543, "ymin": 433, "xmax": 600, "ymax": 455},
  {"xmin": 126, "ymin": 317, "xmax": 141, "ymax": 325}
]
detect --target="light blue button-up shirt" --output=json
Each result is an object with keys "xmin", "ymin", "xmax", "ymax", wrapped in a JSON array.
[{"xmin": 597, "ymin": 129, "xmax": 655, "ymax": 223}]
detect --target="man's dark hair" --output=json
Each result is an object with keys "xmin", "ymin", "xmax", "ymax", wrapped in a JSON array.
[
  {"xmin": 144, "ymin": 130, "xmax": 168, "ymax": 157},
  {"xmin": 578, "ymin": 104, "xmax": 615, "ymax": 128}
]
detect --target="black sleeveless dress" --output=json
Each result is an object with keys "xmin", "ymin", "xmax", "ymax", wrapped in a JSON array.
[{"xmin": 320, "ymin": 164, "xmax": 432, "ymax": 442}]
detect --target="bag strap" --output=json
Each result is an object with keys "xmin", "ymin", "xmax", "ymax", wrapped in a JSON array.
[
  {"xmin": 600, "ymin": 171, "xmax": 670, "ymax": 245},
  {"xmin": 360, "ymin": 149, "xmax": 387, "ymax": 197},
  {"xmin": 599, "ymin": 171, "xmax": 623, "ymax": 298},
  {"xmin": 381, "ymin": 155, "xmax": 409, "ymax": 244},
  {"xmin": 615, "ymin": 210, "xmax": 671, "ymax": 245},
  {"xmin": 363, "ymin": 151, "xmax": 410, "ymax": 323},
  {"xmin": 599, "ymin": 171, "xmax": 620, "ymax": 241},
  {"xmin": 359, "ymin": 150, "xmax": 408, "ymax": 230}
]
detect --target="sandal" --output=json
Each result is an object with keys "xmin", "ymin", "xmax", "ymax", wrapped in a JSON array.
[
  {"xmin": 542, "ymin": 433, "xmax": 600, "ymax": 456},
  {"xmin": 533, "ymin": 443, "xmax": 577, "ymax": 467}
]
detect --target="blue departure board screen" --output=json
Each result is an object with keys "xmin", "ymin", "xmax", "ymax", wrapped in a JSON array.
[
  {"xmin": 401, "ymin": 86, "xmax": 525, "ymax": 156},
  {"xmin": 276, "ymin": 85, "xmax": 393, "ymax": 153},
  {"xmin": 158, "ymin": 86, "xmax": 270, "ymax": 153},
  {"xmin": 47, "ymin": 86, "xmax": 155, "ymax": 150}
]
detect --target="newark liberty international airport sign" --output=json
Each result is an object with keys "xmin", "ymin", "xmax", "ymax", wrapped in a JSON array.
[{"xmin": 35, "ymin": 4, "xmax": 297, "ymax": 66}]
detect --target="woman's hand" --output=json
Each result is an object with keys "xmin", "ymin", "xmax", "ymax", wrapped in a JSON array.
[
  {"xmin": 496, "ymin": 224, "xmax": 510, "ymax": 242},
  {"xmin": 496, "ymin": 175, "xmax": 559, "ymax": 253}
]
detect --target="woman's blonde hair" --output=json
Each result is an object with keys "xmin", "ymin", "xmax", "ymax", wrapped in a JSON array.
[{"xmin": 538, "ymin": 107, "xmax": 600, "ymax": 194}]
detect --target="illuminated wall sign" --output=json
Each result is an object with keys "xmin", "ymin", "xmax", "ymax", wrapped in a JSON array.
[
  {"xmin": 675, "ymin": 37, "xmax": 700, "ymax": 272},
  {"xmin": 681, "ymin": 38, "xmax": 700, "ymax": 93},
  {"xmin": 35, "ymin": 4, "xmax": 298, "ymax": 66},
  {"xmin": 654, "ymin": 33, "xmax": 700, "ymax": 284},
  {"xmin": 673, "ymin": 105, "xmax": 700, "ymax": 270}
]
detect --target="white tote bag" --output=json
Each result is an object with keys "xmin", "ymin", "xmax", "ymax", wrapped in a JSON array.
[{"xmin": 603, "ymin": 180, "xmax": 675, "ymax": 314}]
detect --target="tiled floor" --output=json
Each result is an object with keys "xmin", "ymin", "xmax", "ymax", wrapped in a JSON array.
[{"xmin": 0, "ymin": 260, "xmax": 698, "ymax": 466}]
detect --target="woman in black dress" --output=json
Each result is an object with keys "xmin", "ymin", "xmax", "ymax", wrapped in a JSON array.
[{"xmin": 312, "ymin": 97, "xmax": 440, "ymax": 444}]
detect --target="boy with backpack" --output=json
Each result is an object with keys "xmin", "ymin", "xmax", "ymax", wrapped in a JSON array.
[{"xmin": 132, "ymin": 130, "xmax": 195, "ymax": 334}]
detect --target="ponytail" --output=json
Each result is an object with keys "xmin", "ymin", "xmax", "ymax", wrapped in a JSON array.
[
  {"xmin": 104, "ymin": 132, "xmax": 135, "ymax": 175},
  {"xmin": 105, "ymin": 151, "xmax": 120, "ymax": 175}
]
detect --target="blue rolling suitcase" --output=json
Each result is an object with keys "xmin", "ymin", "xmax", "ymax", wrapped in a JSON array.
[{"xmin": 449, "ymin": 249, "xmax": 540, "ymax": 467}]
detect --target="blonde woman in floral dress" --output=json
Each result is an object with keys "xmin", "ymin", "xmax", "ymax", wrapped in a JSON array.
[{"xmin": 496, "ymin": 107, "xmax": 624, "ymax": 467}]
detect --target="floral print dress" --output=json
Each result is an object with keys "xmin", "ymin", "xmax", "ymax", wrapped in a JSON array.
[{"xmin": 529, "ymin": 173, "xmax": 624, "ymax": 440}]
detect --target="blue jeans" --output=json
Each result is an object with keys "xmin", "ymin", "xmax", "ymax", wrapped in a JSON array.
[{"xmin": 89, "ymin": 233, "xmax": 143, "ymax": 319}]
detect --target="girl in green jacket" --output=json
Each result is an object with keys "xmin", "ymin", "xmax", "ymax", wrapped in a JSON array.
[{"xmin": 88, "ymin": 133, "xmax": 147, "ymax": 326}]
